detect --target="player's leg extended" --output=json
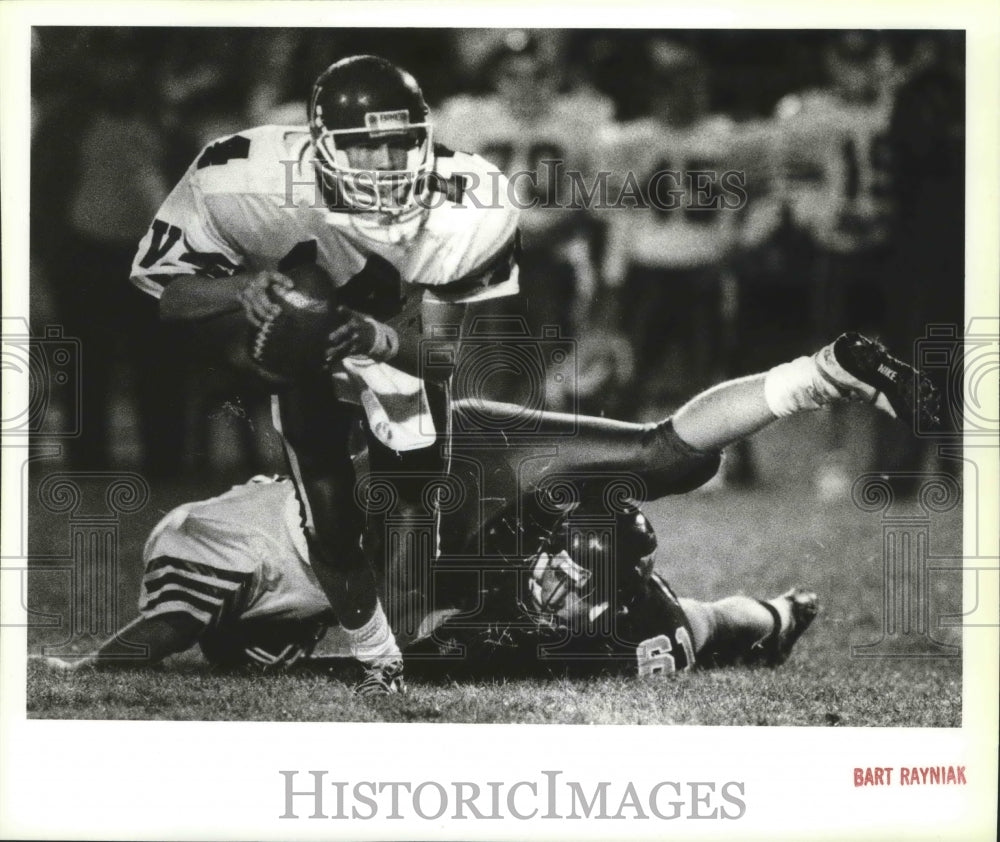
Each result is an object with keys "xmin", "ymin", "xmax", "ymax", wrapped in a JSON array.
[
  {"xmin": 455, "ymin": 334, "xmax": 936, "ymax": 504},
  {"xmin": 453, "ymin": 399, "xmax": 722, "ymax": 503},
  {"xmin": 39, "ymin": 614, "xmax": 205, "ymax": 672},
  {"xmin": 275, "ymin": 379, "xmax": 402, "ymax": 689},
  {"xmin": 680, "ymin": 588, "xmax": 819, "ymax": 668},
  {"xmin": 672, "ymin": 332, "xmax": 939, "ymax": 451}
]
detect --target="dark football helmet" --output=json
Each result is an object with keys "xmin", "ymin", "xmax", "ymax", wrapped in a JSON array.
[
  {"xmin": 411, "ymin": 496, "xmax": 685, "ymax": 679},
  {"xmin": 308, "ymin": 55, "xmax": 434, "ymax": 231},
  {"xmin": 483, "ymin": 497, "xmax": 659, "ymax": 630},
  {"xmin": 531, "ymin": 501, "xmax": 658, "ymax": 628}
]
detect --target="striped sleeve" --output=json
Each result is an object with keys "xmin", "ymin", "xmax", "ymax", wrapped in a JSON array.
[
  {"xmin": 139, "ymin": 556, "xmax": 253, "ymax": 627},
  {"xmin": 129, "ymin": 147, "xmax": 243, "ymax": 299}
]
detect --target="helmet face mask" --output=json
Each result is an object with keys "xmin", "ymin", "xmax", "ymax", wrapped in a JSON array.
[
  {"xmin": 309, "ymin": 56, "xmax": 435, "ymax": 237},
  {"xmin": 528, "ymin": 548, "xmax": 598, "ymax": 624},
  {"xmin": 520, "ymin": 502, "xmax": 659, "ymax": 629},
  {"xmin": 311, "ymin": 119, "xmax": 434, "ymax": 217}
]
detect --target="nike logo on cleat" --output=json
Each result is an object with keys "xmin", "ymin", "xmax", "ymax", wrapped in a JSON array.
[{"xmin": 877, "ymin": 364, "xmax": 898, "ymax": 381}]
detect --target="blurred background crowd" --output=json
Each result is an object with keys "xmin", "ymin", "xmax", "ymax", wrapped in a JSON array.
[{"xmin": 29, "ymin": 28, "xmax": 964, "ymax": 493}]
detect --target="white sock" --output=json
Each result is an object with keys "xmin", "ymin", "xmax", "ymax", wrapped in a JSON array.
[
  {"xmin": 344, "ymin": 601, "xmax": 401, "ymax": 665},
  {"xmin": 763, "ymin": 355, "xmax": 843, "ymax": 417}
]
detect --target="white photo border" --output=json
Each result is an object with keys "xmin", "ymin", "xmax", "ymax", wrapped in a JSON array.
[{"xmin": 2, "ymin": 2, "xmax": 997, "ymax": 840}]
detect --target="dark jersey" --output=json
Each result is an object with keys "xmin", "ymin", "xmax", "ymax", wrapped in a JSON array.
[{"xmin": 409, "ymin": 571, "xmax": 695, "ymax": 679}]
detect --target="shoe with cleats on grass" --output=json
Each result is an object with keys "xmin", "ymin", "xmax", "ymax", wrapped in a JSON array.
[
  {"xmin": 750, "ymin": 587, "xmax": 820, "ymax": 667},
  {"xmin": 353, "ymin": 658, "xmax": 406, "ymax": 697},
  {"xmin": 815, "ymin": 332, "xmax": 940, "ymax": 429}
]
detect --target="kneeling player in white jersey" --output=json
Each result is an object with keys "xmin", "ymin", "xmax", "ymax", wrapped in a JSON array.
[{"xmin": 44, "ymin": 332, "xmax": 937, "ymax": 680}]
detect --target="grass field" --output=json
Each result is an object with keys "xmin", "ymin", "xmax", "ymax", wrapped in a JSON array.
[{"xmin": 24, "ymin": 414, "xmax": 964, "ymax": 725}]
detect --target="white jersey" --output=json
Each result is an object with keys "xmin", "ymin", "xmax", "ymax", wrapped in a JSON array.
[
  {"xmin": 436, "ymin": 92, "xmax": 613, "ymax": 248},
  {"xmin": 137, "ymin": 476, "xmax": 445, "ymax": 660},
  {"xmin": 724, "ymin": 116, "xmax": 787, "ymax": 249},
  {"xmin": 130, "ymin": 125, "xmax": 520, "ymax": 449},
  {"xmin": 764, "ymin": 91, "xmax": 894, "ymax": 253},
  {"xmin": 598, "ymin": 115, "xmax": 742, "ymax": 282},
  {"xmin": 138, "ymin": 476, "xmax": 327, "ymax": 627}
]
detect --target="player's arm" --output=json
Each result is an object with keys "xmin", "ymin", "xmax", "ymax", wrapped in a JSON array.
[
  {"xmin": 49, "ymin": 613, "xmax": 205, "ymax": 671},
  {"xmin": 129, "ymin": 151, "xmax": 293, "ymax": 382},
  {"xmin": 323, "ymin": 298, "xmax": 467, "ymax": 383},
  {"xmin": 158, "ymin": 269, "xmax": 291, "ymax": 325},
  {"xmin": 323, "ymin": 237, "xmax": 518, "ymax": 382},
  {"xmin": 155, "ymin": 274, "xmax": 294, "ymax": 388},
  {"xmin": 132, "ymin": 205, "xmax": 297, "ymax": 385}
]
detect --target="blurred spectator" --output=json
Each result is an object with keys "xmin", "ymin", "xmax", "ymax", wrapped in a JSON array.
[
  {"xmin": 597, "ymin": 39, "xmax": 744, "ymax": 417},
  {"xmin": 755, "ymin": 32, "xmax": 902, "ymax": 495},
  {"xmin": 437, "ymin": 31, "xmax": 613, "ymax": 406},
  {"xmin": 155, "ymin": 30, "xmax": 248, "ymax": 176},
  {"xmin": 878, "ymin": 32, "xmax": 965, "ymax": 485},
  {"xmin": 770, "ymin": 31, "xmax": 897, "ymax": 333},
  {"xmin": 244, "ymin": 30, "xmax": 303, "ymax": 125},
  {"xmin": 32, "ymin": 30, "xmax": 186, "ymax": 475},
  {"xmin": 27, "ymin": 28, "xmax": 963, "ymax": 484},
  {"xmin": 725, "ymin": 109, "xmax": 823, "ymax": 372},
  {"xmin": 152, "ymin": 30, "xmax": 290, "ymax": 474},
  {"xmin": 886, "ymin": 33, "xmax": 964, "ymax": 349},
  {"xmin": 569, "ymin": 31, "xmax": 654, "ymax": 121}
]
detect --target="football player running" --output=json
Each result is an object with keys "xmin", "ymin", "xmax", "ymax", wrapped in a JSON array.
[
  {"xmin": 44, "ymin": 332, "xmax": 937, "ymax": 680},
  {"xmin": 129, "ymin": 56, "xmax": 521, "ymax": 695}
]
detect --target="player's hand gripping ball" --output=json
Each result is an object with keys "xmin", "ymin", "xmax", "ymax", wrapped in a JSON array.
[{"xmin": 245, "ymin": 264, "xmax": 336, "ymax": 380}]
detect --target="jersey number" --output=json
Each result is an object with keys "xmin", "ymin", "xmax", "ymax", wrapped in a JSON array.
[
  {"xmin": 138, "ymin": 219, "xmax": 238, "ymax": 278},
  {"xmin": 636, "ymin": 627, "xmax": 695, "ymax": 676},
  {"xmin": 197, "ymin": 135, "xmax": 251, "ymax": 169},
  {"xmin": 841, "ymin": 132, "xmax": 892, "ymax": 200},
  {"xmin": 481, "ymin": 141, "xmax": 565, "ymax": 203},
  {"xmin": 647, "ymin": 157, "xmax": 722, "ymax": 224}
]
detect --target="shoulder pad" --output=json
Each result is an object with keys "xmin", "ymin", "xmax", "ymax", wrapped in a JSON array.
[
  {"xmin": 192, "ymin": 125, "xmax": 311, "ymax": 195},
  {"xmin": 434, "ymin": 149, "xmax": 514, "ymax": 209}
]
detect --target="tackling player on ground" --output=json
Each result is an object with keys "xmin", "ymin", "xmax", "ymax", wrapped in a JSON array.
[
  {"xmin": 129, "ymin": 56, "xmax": 521, "ymax": 695},
  {"xmin": 45, "ymin": 332, "xmax": 937, "ymax": 680}
]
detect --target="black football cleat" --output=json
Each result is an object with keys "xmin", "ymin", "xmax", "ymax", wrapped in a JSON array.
[
  {"xmin": 750, "ymin": 587, "xmax": 820, "ymax": 667},
  {"xmin": 815, "ymin": 332, "xmax": 940, "ymax": 429},
  {"xmin": 353, "ymin": 658, "xmax": 406, "ymax": 697}
]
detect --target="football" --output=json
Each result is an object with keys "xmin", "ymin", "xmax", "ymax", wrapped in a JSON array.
[{"xmin": 248, "ymin": 264, "xmax": 336, "ymax": 379}]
